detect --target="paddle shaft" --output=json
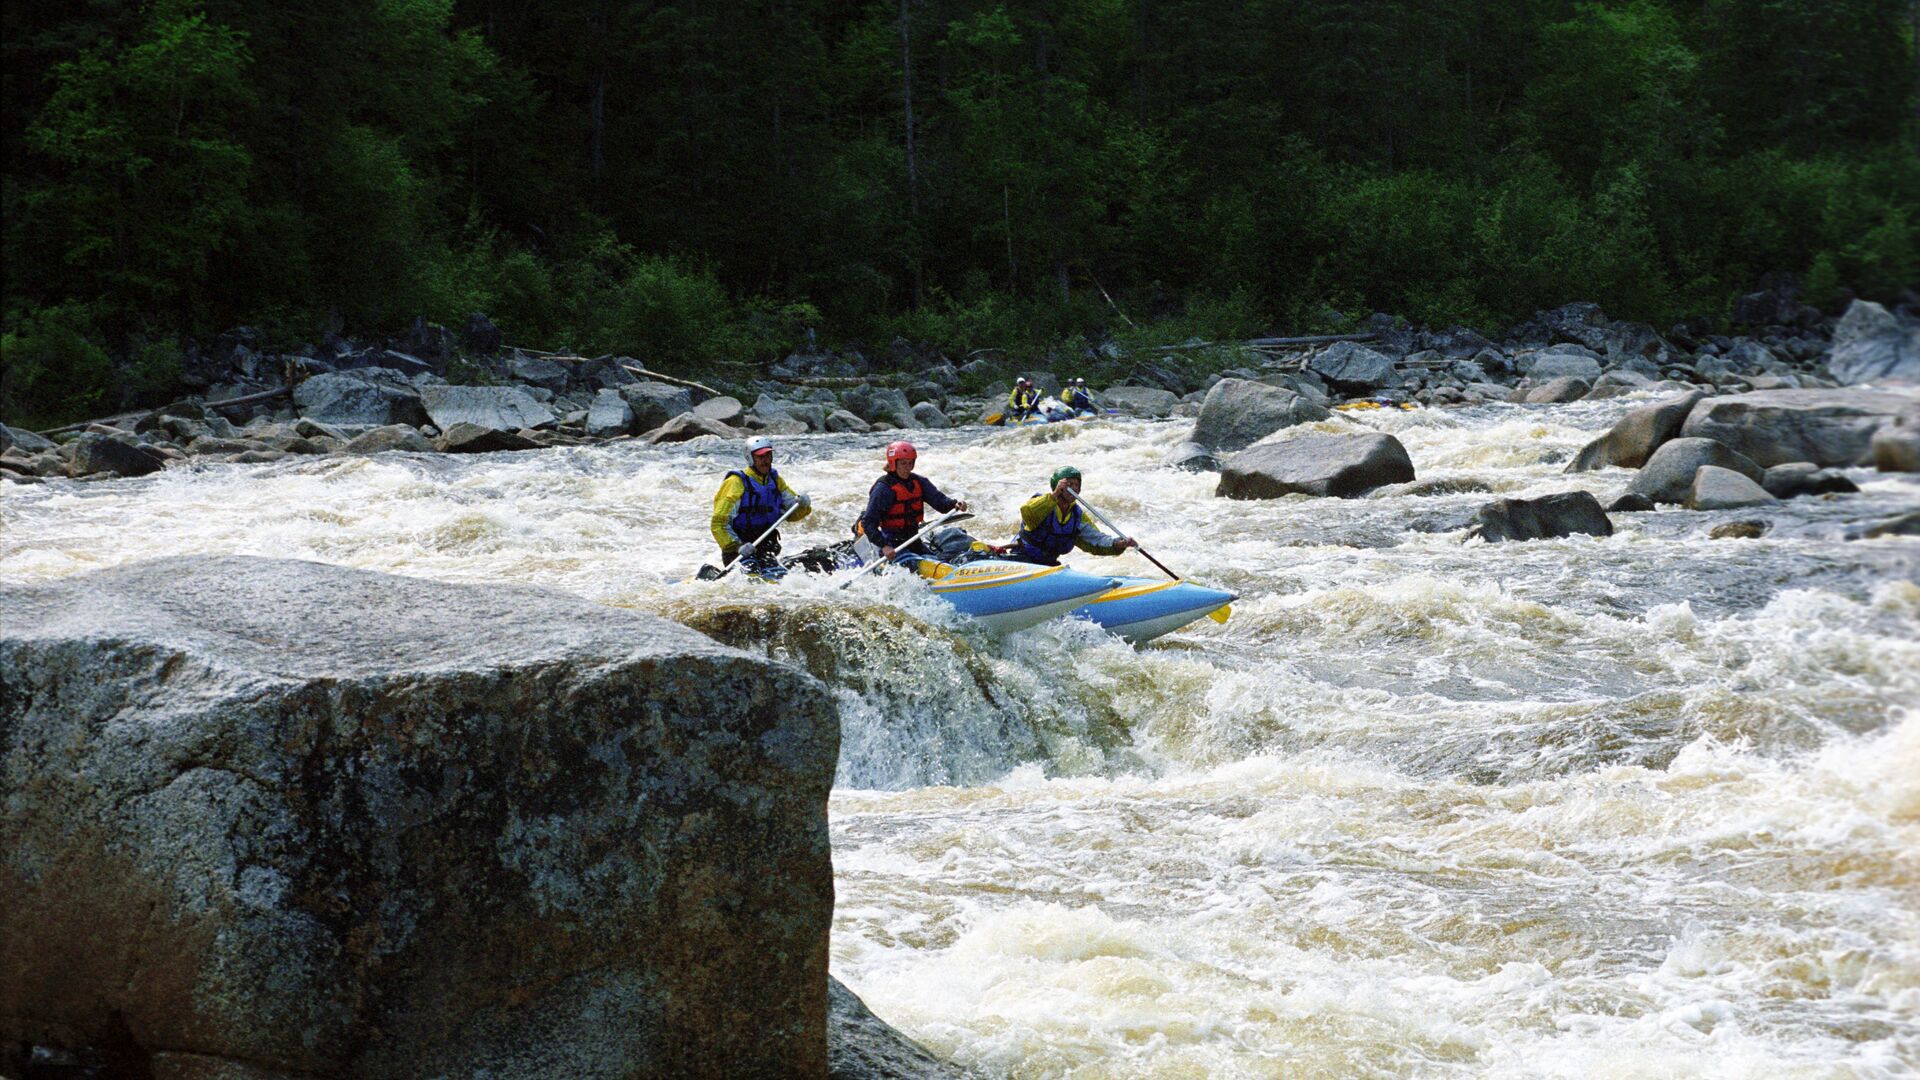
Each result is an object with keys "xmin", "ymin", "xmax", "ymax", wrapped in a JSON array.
[
  {"xmin": 1073, "ymin": 496, "xmax": 1181, "ymax": 581},
  {"xmin": 712, "ymin": 498, "xmax": 805, "ymax": 579},
  {"xmin": 839, "ymin": 510, "xmax": 971, "ymax": 589}
]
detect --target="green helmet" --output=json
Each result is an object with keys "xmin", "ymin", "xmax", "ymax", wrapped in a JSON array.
[{"xmin": 1050, "ymin": 466, "xmax": 1082, "ymax": 487}]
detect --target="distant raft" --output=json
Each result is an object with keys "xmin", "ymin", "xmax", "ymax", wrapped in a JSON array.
[{"xmin": 1333, "ymin": 399, "xmax": 1419, "ymax": 412}]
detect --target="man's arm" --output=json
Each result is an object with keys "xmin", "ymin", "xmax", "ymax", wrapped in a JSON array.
[
  {"xmin": 710, "ymin": 474, "xmax": 747, "ymax": 550},
  {"xmin": 919, "ymin": 476, "xmax": 958, "ymax": 514},
  {"xmin": 860, "ymin": 480, "xmax": 891, "ymax": 541},
  {"xmin": 775, "ymin": 473, "xmax": 812, "ymax": 522}
]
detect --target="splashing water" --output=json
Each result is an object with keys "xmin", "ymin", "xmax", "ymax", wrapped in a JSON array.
[{"xmin": 5, "ymin": 395, "xmax": 1918, "ymax": 1077}]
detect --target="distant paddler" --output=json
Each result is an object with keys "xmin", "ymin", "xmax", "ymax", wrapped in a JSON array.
[
  {"xmin": 1061, "ymin": 378, "xmax": 1097, "ymax": 414},
  {"xmin": 1007, "ymin": 377, "xmax": 1040, "ymax": 421},
  {"xmin": 711, "ymin": 435, "xmax": 811, "ymax": 575},
  {"xmin": 1007, "ymin": 466, "xmax": 1137, "ymax": 567},
  {"xmin": 858, "ymin": 440, "xmax": 969, "ymax": 561}
]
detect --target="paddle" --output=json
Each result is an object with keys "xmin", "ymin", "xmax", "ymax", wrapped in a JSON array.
[
  {"xmin": 838, "ymin": 510, "xmax": 974, "ymax": 589},
  {"xmin": 707, "ymin": 498, "xmax": 806, "ymax": 581},
  {"xmin": 1073, "ymin": 496, "xmax": 1181, "ymax": 581}
]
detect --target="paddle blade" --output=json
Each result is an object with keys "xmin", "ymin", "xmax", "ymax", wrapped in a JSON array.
[
  {"xmin": 1207, "ymin": 604, "xmax": 1232, "ymax": 624},
  {"xmin": 983, "ymin": 412, "xmax": 1005, "ymax": 426}
]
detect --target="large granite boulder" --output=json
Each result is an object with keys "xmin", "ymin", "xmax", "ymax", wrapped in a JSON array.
[
  {"xmin": 1216, "ymin": 433, "xmax": 1414, "ymax": 499},
  {"xmin": 342, "ymin": 425, "xmax": 434, "ymax": 454},
  {"xmin": 1828, "ymin": 300, "xmax": 1920, "ymax": 385},
  {"xmin": 1190, "ymin": 379, "xmax": 1332, "ymax": 452},
  {"xmin": 435, "ymin": 422, "xmax": 543, "ymax": 453},
  {"xmin": 1305, "ymin": 342, "xmax": 1402, "ymax": 394},
  {"xmin": 1100, "ymin": 385, "xmax": 1179, "ymax": 418},
  {"xmin": 506, "ymin": 355, "xmax": 572, "ymax": 392},
  {"xmin": 1523, "ymin": 376, "xmax": 1591, "ymax": 403},
  {"xmin": 419, "ymin": 385, "xmax": 557, "ymax": 432},
  {"xmin": 1871, "ymin": 426, "xmax": 1920, "ymax": 472},
  {"xmin": 1678, "ymin": 388, "xmax": 1919, "ymax": 467},
  {"xmin": 621, "ymin": 381, "xmax": 696, "ymax": 430},
  {"xmin": 1467, "ymin": 491, "xmax": 1613, "ymax": 543},
  {"xmin": 0, "ymin": 557, "xmax": 837, "ymax": 1079},
  {"xmin": 586, "ymin": 388, "xmax": 636, "ymax": 438},
  {"xmin": 1687, "ymin": 466, "xmax": 1779, "ymax": 511},
  {"xmin": 1525, "ymin": 346, "xmax": 1603, "ymax": 382},
  {"xmin": 694, "ymin": 395, "xmax": 746, "ymax": 426},
  {"xmin": 294, "ymin": 372, "xmax": 428, "ymax": 428},
  {"xmin": 1629, "ymin": 437, "xmax": 1764, "ymax": 503},
  {"xmin": 1761, "ymin": 462, "xmax": 1860, "ymax": 498},
  {"xmin": 66, "ymin": 434, "xmax": 166, "ymax": 479},
  {"xmin": 1566, "ymin": 390, "xmax": 1706, "ymax": 471},
  {"xmin": 645, "ymin": 413, "xmax": 739, "ymax": 443}
]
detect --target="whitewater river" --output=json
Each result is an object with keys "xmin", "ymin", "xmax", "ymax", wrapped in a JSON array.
[{"xmin": 4, "ymin": 398, "xmax": 1918, "ymax": 1077}]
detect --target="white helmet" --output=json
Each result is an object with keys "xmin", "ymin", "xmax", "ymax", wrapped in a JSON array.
[{"xmin": 745, "ymin": 435, "xmax": 774, "ymax": 466}]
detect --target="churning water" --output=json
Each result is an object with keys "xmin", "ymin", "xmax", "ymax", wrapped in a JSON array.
[{"xmin": 4, "ymin": 397, "xmax": 1918, "ymax": 1077}]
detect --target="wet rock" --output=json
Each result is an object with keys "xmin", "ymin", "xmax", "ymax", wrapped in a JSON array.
[
  {"xmin": 419, "ymin": 385, "xmax": 556, "ymax": 432},
  {"xmin": 1100, "ymin": 385, "xmax": 1179, "ymax": 418},
  {"xmin": 1305, "ymin": 342, "xmax": 1402, "ymax": 394},
  {"xmin": 1191, "ymin": 379, "xmax": 1332, "ymax": 452},
  {"xmin": 828, "ymin": 977, "xmax": 970, "ymax": 1080},
  {"xmin": 66, "ymin": 434, "xmax": 166, "ymax": 479},
  {"xmin": 461, "ymin": 312, "xmax": 503, "ymax": 354},
  {"xmin": 1709, "ymin": 520, "xmax": 1770, "ymax": 539},
  {"xmin": 292, "ymin": 417, "xmax": 347, "ymax": 441},
  {"xmin": 1852, "ymin": 511, "xmax": 1920, "ymax": 538},
  {"xmin": 910, "ymin": 401, "xmax": 951, "ymax": 429},
  {"xmin": 1524, "ymin": 376, "xmax": 1592, "ymax": 403},
  {"xmin": 586, "ymin": 388, "xmax": 636, "ymax": 438},
  {"xmin": 0, "ymin": 556, "xmax": 835, "ymax": 1079},
  {"xmin": 435, "ymin": 422, "xmax": 543, "ymax": 453},
  {"xmin": 1761, "ymin": 462, "xmax": 1860, "ymax": 498},
  {"xmin": 1567, "ymin": 390, "xmax": 1707, "ymax": 472},
  {"xmin": 294, "ymin": 372, "xmax": 429, "ymax": 428},
  {"xmin": 645, "ymin": 413, "xmax": 739, "ymax": 443},
  {"xmin": 2, "ymin": 423, "xmax": 55, "ymax": 453},
  {"xmin": 1687, "ymin": 465, "xmax": 1779, "ymax": 510},
  {"xmin": 621, "ymin": 381, "xmax": 696, "ymax": 430},
  {"xmin": 1870, "ymin": 427, "xmax": 1920, "ymax": 472},
  {"xmin": 1163, "ymin": 441, "xmax": 1220, "ymax": 473},
  {"xmin": 1629, "ymin": 437, "xmax": 1764, "ymax": 503},
  {"xmin": 1828, "ymin": 299, "xmax": 1920, "ymax": 385},
  {"xmin": 825, "ymin": 409, "xmax": 871, "ymax": 434},
  {"xmin": 694, "ymin": 395, "xmax": 746, "ymax": 426},
  {"xmin": 1217, "ymin": 433, "xmax": 1414, "ymax": 499},
  {"xmin": 847, "ymin": 386, "xmax": 916, "ymax": 427},
  {"xmin": 342, "ymin": 425, "xmax": 434, "ymax": 454},
  {"xmin": 1607, "ymin": 492, "xmax": 1657, "ymax": 513},
  {"xmin": 506, "ymin": 354, "xmax": 572, "ymax": 392},
  {"xmin": 1524, "ymin": 346, "xmax": 1603, "ymax": 382},
  {"xmin": 1467, "ymin": 491, "xmax": 1612, "ymax": 543},
  {"xmin": 1679, "ymin": 388, "xmax": 1919, "ymax": 467}
]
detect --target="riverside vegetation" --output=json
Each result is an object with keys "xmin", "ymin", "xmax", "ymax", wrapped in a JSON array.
[{"xmin": 3, "ymin": 1, "xmax": 1918, "ymax": 428}]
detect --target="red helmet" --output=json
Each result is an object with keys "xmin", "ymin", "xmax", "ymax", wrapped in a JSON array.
[{"xmin": 885, "ymin": 440, "xmax": 917, "ymax": 466}]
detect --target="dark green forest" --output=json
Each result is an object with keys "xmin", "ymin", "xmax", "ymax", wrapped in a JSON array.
[{"xmin": 4, "ymin": 0, "xmax": 1917, "ymax": 423}]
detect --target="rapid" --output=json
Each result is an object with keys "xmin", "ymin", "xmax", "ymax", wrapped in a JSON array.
[{"xmin": 4, "ymin": 397, "xmax": 1918, "ymax": 1078}]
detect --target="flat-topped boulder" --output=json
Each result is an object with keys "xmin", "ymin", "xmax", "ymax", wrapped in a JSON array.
[
  {"xmin": 294, "ymin": 371, "xmax": 428, "ymax": 428},
  {"xmin": 1567, "ymin": 390, "xmax": 1705, "ymax": 472},
  {"xmin": 1, "ymin": 556, "xmax": 837, "ymax": 1079},
  {"xmin": 419, "ymin": 384, "xmax": 557, "ymax": 432},
  {"xmin": 1678, "ymin": 388, "xmax": 1918, "ymax": 467},
  {"xmin": 1216, "ymin": 432, "xmax": 1413, "ymax": 499},
  {"xmin": 1828, "ymin": 299, "xmax": 1920, "ymax": 385}
]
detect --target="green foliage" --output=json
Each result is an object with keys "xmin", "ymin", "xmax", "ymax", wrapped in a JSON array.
[
  {"xmin": 2, "ymin": 0, "xmax": 1916, "ymax": 423},
  {"xmin": 1, "ymin": 305, "xmax": 115, "ymax": 427}
]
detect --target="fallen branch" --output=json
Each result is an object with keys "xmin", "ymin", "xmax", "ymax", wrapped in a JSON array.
[
  {"xmin": 36, "ymin": 385, "xmax": 292, "ymax": 437},
  {"xmin": 621, "ymin": 365, "xmax": 722, "ymax": 397},
  {"xmin": 1157, "ymin": 332, "xmax": 1377, "ymax": 353}
]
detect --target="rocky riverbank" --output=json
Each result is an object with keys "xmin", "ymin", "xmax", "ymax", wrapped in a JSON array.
[{"xmin": 3, "ymin": 295, "xmax": 1916, "ymax": 485}]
